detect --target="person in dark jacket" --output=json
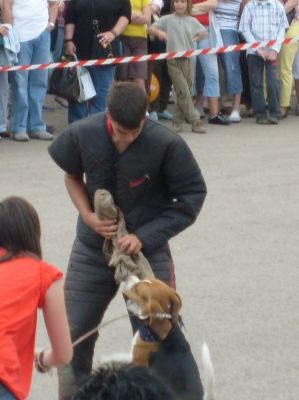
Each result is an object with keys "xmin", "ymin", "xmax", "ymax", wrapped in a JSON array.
[{"xmin": 48, "ymin": 82, "xmax": 207, "ymax": 400}]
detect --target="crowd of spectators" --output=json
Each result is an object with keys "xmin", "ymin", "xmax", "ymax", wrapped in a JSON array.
[{"xmin": 0, "ymin": 0, "xmax": 299, "ymax": 143}]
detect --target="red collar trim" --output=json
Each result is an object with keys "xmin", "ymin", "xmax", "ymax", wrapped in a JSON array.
[{"xmin": 106, "ymin": 115, "xmax": 113, "ymax": 138}]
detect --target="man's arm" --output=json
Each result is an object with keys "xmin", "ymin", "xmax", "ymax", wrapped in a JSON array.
[
  {"xmin": 64, "ymin": 173, "xmax": 118, "ymax": 239},
  {"xmin": 134, "ymin": 139, "xmax": 207, "ymax": 253},
  {"xmin": 2, "ymin": 0, "xmax": 13, "ymax": 24},
  {"xmin": 192, "ymin": 0, "xmax": 218, "ymax": 15},
  {"xmin": 48, "ymin": 0, "xmax": 59, "ymax": 30}
]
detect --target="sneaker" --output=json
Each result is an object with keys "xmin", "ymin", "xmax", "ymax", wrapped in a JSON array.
[
  {"xmin": 192, "ymin": 120, "xmax": 206, "ymax": 134},
  {"xmin": 29, "ymin": 131, "xmax": 54, "ymax": 140},
  {"xmin": 228, "ymin": 110, "xmax": 241, "ymax": 123},
  {"xmin": 157, "ymin": 110, "xmax": 173, "ymax": 120},
  {"xmin": 256, "ymin": 117, "xmax": 268, "ymax": 125},
  {"xmin": 0, "ymin": 131, "xmax": 10, "ymax": 138},
  {"xmin": 173, "ymin": 121, "xmax": 183, "ymax": 133},
  {"xmin": 268, "ymin": 116, "xmax": 279, "ymax": 125},
  {"xmin": 13, "ymin": 132, "xmax": 30, "ymax": 142},
  {"xmin": 149, "ymin": 111, "xmax": 158, "ymax": 122},
  {"xmin": 208, "ymin": 113, "xmax": 230, "ymax": 125}
]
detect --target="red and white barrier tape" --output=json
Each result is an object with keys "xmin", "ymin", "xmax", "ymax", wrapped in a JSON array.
[{"xmin": 0, "ymin": 36, "xmax": 299, "ymax": 73}]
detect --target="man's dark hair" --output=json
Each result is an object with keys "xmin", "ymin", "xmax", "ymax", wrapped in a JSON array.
[
  {"xmin": 0, "ymin": 196, "xmax": 42, "ymax": 262},
  {"xmin": 107, "ymin": 82, "xmax": 147, "ymax": 129},
  {"xmin": 72, "ymin": 362, "xmax": 175, "ymax": 400}
]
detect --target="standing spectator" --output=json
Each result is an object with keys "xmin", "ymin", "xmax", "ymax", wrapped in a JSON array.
[
  {"xmin": 148, "ymin": 0, "xmax": 207, "ymax": 133},
  {"xmin": 64, "ymin": 0, "xmax": 131, "ymax": 123},
  {"xmin": 239, "ymin": 0, "xmax": 288, "ymax": 124},
  {"xmin": 48, "ymin": 82, "xmax": 207, "ymax": 399},
  {"xmin": 2, "ymin": 0, "xmax": 59, "ymax": 142},
  {"xmin": 118, "ymin": 0, "xmax": 151, "ymax": 91},
  {"xmin": 0, "ymin": 196, "xmax": 72, "ymax": 400},
  {"xmin": 279, "ymin": 0, "xmax": 299, "ymax": 118},
  {"xmin": 214, "ymin": 0, "xmax": 243, "ymax": 122},
  {"xmin": 192, "ymin": 0, "xmax": 230, "ymax": 125},
  {"xmin": 148, "ymin": 0, "xmax": 174, "ymax": 122},
  {"xmin": 0, "ymin": 15, "xmax": 9, "ymax": 140}
]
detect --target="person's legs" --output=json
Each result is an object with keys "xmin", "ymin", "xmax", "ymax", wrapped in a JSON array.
[
  {"xmin": 279, "ymin": 21, "xmax": 299, "ymax": 114},
  {"xmin": 58, "ymin": 240, "xmax": 118, "ymax": 400},
  {"xmin": 28, "ymin": 29, "xmax": 50, "ymax": 134},
  {"xmin": 219, "ymin": 29, "xmax": 243, "ymax": 121},
  {"xmin": 265, "ymin": 59, "xmax": 280, "ymax": 120},
  {"xmin": 88, "ymin": 65, "xmax": 116, "ymax": 115},
  {"xmin": 247, "ymin": 54, "xmax": 266, "ymax": 120},
  {"xmin": 0, "ymin": 71, "xmax": 8, "ymax": 133},
  {"xmin": 10, "ymin": 41, "xmax": 32, "ymax": 135}
]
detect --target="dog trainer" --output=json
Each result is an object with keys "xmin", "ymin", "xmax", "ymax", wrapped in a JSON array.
[{"xmin": 48, "ymin": 82, "xmax": 207, "ymax": 399}]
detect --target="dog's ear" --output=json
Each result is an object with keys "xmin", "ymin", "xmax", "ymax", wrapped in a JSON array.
[{"xmin": 169, "ymin": 289, "xmax": 182, "ymax": 324}]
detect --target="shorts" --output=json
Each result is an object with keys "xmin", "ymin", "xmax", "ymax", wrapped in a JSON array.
[{"xmin": 118, "ymin": 36, "xmax": 148, "ymax": 80}]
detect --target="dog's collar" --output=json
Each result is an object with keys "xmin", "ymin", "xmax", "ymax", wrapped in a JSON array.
[{"xmin": 139, "ymin": 325, "xmax": 160, "ymax": 342}]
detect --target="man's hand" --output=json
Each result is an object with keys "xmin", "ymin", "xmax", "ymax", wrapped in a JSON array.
[
  {"xmin": 0, "ymin": 25, "xmax": 9, "ymax": 36},
  {"xmin": 157, "ymin": 29, "xmax": 167, "ymax": 41},
  {"xmin": 64, "ymin": 40, "xmax": 76, "ymax": 56},
  {"xmin": 118, "ymin": 234, "xmax": 142, "ymax": 256},
  {"xmin": 256, "ymin": 48, "xmax": 267, "ymax": 60},
  {"xmin": 83, "ymin": 212, "xmax": 117, "ymax": 239},
  {"xmin": 266, "ymin": 50, "xmax": 278, "ymax": 61}
]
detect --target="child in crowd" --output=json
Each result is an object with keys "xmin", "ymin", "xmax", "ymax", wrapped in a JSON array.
[
  {"xmin": 148, "ymin": 0, "xmax": 207, "ymax": 133},
  {"xmin": 0, "ymin": 197, "xmax": 72, "ymax": 400},
  {"xmin": 0, "ymin": 7, "xmax": 9, "ymax": 139},
  {"xmin": 239, "ymin": 0, "xmax": 288, "ymax": 124},
  {"xmin": 118, "ymin": 0, "xmax": 151, "ymax": 91}
]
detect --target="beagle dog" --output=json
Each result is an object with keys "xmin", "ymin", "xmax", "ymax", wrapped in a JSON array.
[{"xmin": 122, "ymin": 276, "xmax": 215, "ymax": 400}]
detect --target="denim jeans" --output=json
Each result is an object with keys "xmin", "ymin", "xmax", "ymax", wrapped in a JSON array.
[
  {"xmin": 196, "ymin": 33, "xmax": 220, "ymax": 97},
  {"xmin": 219, "ymin": 29, "xmax": 243, "ymax": 95},
  {"xmin": 68, "ymin": 65, "xmax": 115, "ymax": 124},
  {"xmin": 0, "ymin": 383, "xmax": 16, "ymax": 400},
  {"xmin": 10, "ymin": 29, "xmax": 50, "ymax": 134},
  {"xmin": 0, "ymin": 71, "xmax": 8, "ymax": 132},
  {"xmin": 247, "ymin": 54, "xmax": 280, "ymax": 118}
]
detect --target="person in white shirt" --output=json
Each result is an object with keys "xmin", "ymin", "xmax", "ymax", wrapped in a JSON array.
[{"xmin": 2, "ymin": 0, "xmax": 58, "ymax": 141}]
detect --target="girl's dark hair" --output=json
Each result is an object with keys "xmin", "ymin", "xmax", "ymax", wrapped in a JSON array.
[
  {"xmin": 171, "ymin": 0, "xmax": 193, "ymax": 15},
  {"xmin": 0, "ymin": 196, "xmax": 42, "ymax": 262},
  {"xmin": 107, "ymin": 82, "xmax": 147, "ymax": 129}
]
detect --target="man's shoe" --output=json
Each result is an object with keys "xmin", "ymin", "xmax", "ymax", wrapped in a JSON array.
[
  {"xmin": 228, "ymin": 110, "xmax": 241, "ymax": 123},
  {"xmin": 13, "ymin": 132, "xmax": 30, "ymax": 142},
  {"xmin": 256, "ymin": 117, "xmax": 268, "ymax": 125},
  {"xmin": 192, "ymin": 120, "xmax": 206, "ymax": 134},
  {"xmin": 149, "ymin": 111, "xmax": 159, "ymax": 122},
  {"xmin": 268, "ymin": 116, "xmax": 279, "ymax": 125},
  {"xmin": 157, "ymin": 110, "xmax": 173, "ymax": 120},
  {"xmin": 173, "ymin": 122, "xmax": 183, "ymax": 133},
  {"xmin": 208, "ymin": 113, "xmax": 230, "ymax": 125},
  {"xmin": 29, "ymin": 131, "xmax": 54, "ymax": 140}
]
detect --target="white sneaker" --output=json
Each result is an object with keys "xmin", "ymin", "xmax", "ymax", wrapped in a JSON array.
[
  {"xmin": 29, "ymin": 131, "xmax": 53, "ymax": 140},
  {"xmin": 149, "ymin": 111, "xmax": 159, "ymax": 122},
  {"xmin": 228, "ymin": 110, "xmax": 241, "ymax": 123},
  {"xmin": 13, "ymin": 132, "xmax": 30, "ymax": 142}
]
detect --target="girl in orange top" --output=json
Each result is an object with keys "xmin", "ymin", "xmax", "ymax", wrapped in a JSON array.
[{"xmin": 0, "ymin": 197, "xmax": 73, "ymax": 400}]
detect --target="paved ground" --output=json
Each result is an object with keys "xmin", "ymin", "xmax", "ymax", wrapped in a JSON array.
[{"xmin": 0, "ymin": 96, "xmax": 298, "ymax": 400}]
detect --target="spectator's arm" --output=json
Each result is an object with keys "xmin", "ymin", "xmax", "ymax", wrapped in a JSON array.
[
  {"xmin": 151, "ymin": 0, "xmax": 163, "ymax": 14},
  {"xmin": 131, "ymin": 4, "xmax": 151, "ymax": 25},
  {"xmin": 111, "ymin": 16, "xmax": 130, "ymax": 37},
  {"xmin": 48, "ymin": 0, "xmax": 59, "ymax": 27},
  {"xmin": 192, "ymin": 0, "xmax": 218, "ymax": 15},
  {"xmin": 239, "ymin": 0, "xmax": 250, "ymax": 18},
  {"xmin": 284, "ymin": 0, "xmax": 297, "ymax": 14},
  {"xmin": 2, "ymin": 0, "xmax": 13, "ymax": 24},
  {"xmin": 270, "ymin": 8, "xmax": 289, "ymax": 53}
]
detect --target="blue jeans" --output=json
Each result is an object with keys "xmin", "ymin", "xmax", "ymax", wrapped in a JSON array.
[
  {"xmin": 219, "ymin": 29, "xmax": 243, "ymax": 95},
  {"xmin": 247, "ymin": 54, "xmax": 280, "ymax": 118},
  {"xmin": 0, "ymin": 383, "xmax": 16, "ymax": 400},
  {"xmin": 10, "ymin": 29, "xmax": 50, "ymax": 134},
  {"xmin": 196, "ymin": 33, "xmax": 220, "ymax": 97},
  {"xmin": 0, "ymin": 71, "xmax": 8, "ymax": 132},
  {"xmin": 68, "ymin": 65, "xmax": 115, "ymax": 124}
]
